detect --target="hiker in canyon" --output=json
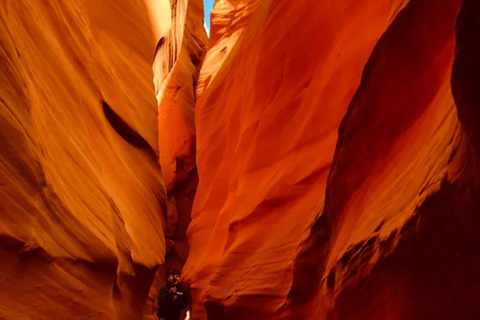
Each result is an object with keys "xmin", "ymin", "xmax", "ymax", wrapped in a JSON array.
[{"xmin": 157, "ymin": 269, "xmax": 189, "ymax": 320}]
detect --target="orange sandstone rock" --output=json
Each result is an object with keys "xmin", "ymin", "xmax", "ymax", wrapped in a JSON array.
[
  {"xmin": 3, "ymin": 0, "xmax": 480, "ymax": 319},
  {"xmin": 316, "ymin": 0, "xmax": 467, "ymax": 318},
  {"xmin": 152, "ymin": 0, "xmax": 207, "ymax": 269},
  {"xmin": 0, "ymin": 1, "xmax": 167, "ymax": 319},
  {"xmin": 184, "ymin": 0, "xmax": 480, "ymax": 319},
  {"xmin": 184, "ymin": 0, "xmax": 409, "ymax": 318}
]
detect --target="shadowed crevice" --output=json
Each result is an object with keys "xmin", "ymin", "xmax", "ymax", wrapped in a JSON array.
[
  {"xmin": 102, "ymin": 101, "xmax": 157, "ymax": 159},
  {"xmin": 154, "ymin": 37, "xmax": 165, "ymax": 59}
]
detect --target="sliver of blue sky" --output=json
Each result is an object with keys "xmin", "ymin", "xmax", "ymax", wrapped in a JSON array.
[{"xmin": 204, "ymin": 0, "xmax": 214, "ymax": 35}]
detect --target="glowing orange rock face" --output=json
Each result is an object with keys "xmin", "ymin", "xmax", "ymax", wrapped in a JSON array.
[
  {"xmin": 0, "ymin": 1, "xmax": 167, "ymax": 319},
  {"xmin": 3, "ymin": 0, "xmax": 480, "ymax": 319},
  {"xmin": 184, "ymin": 0, "xmax": 480, "ymax": 319},
  {"xmin": 153, "ymin": 0, "xmax": 208, "ymax": 270}
]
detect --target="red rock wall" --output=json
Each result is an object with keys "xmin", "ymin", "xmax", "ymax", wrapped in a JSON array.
[
  {"xmin": 0, "ymin": 1, "xmax": 168, "ymax": 319},
  {"xmin": 148, "ymin": 1, "xmax": 207, "ymax": 318},
  {"xmin": 153, "ymin": 0, "xmax": 207, "ymax": 270},
  {"xmin": 184, "ymin": 0, "xmax": 480, "ymax": 319},
  {"xmin": 3, "ymin": 0, "xmax": 480, "ymax": 319}
]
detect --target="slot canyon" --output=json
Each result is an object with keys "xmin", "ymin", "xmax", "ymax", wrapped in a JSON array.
[{"xmin": 1, "ymin": 0, "xmax": 480, "ymax": 319}]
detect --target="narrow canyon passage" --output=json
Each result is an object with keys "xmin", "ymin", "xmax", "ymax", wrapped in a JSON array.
[
  {"xmin": 0, "ymin": 0, "xmax": 205, "ymax": 319},
  {"xmin": 1, "ymin": 0, "xmax": 480, "ymax": 320}
]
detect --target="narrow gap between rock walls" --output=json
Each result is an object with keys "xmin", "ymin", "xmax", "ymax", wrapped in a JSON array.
[{"xmin": 204, "ymin": 0, "xmax": 214, "ymax": 36}]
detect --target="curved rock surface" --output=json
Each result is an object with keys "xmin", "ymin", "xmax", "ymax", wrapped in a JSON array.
[
  {"xmin": 0, "ymin": 1, "xmax": 169, "ymax": 319},
  {"xmin": 153, "ymin": 0, "xmax": 207, "ymax": 270},
  {"xmin": 183, "ymin": 0, "xmax": 480, "ymax": 319},
  {"xmin": 3, "ymin": 0, "xmax": 480, "ymax": 319}
]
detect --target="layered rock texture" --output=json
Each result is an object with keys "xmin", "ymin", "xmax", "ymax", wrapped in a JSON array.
[
  {"xmin": 3, "ymin": 0, "xmax": 480, "ymax": 319},
  {"xmin": 153, "ymin": 0, "xmax": 207, "ymax": 270},
  {"xmin": 0, "ymin": 0, "xmax": 203, "ymax": 318},
  {"xmin": 183, "ymin": 0, "xmax": 480, "ymax": 319}
]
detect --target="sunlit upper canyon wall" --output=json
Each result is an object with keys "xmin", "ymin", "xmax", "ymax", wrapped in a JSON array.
[
  {"xmin": 0, "ymin": 0, "xmax": 204, "ymax": 319},
  {"xmin": 2, "ymin": 0, "xmax": 480, "ymax": 319}
]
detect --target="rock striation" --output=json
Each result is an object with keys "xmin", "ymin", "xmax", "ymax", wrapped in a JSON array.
[
  {"xmin": 183, "ymin": 0, "xmax": 480, "ymax": 319},
  {"xmin": 0, "ymin": 1, "xmax": 168, "ymax": 319},
  {"xmin": 153, "ymin": 0, "xmax": 207, "ymax": 270},
  {"xmin": 3, "ymin": 0, "xmax": 480, "ymax": 319}
]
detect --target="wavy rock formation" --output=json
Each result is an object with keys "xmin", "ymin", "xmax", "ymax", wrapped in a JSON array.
[
  {"xmin": 153, "ymin": 0, "xmax": 207, "ymax": 271},
  {"xmin": 3, "ymin": 0, "xmax": 480, "ymax": 319},
  {"xmin": 184, "ymin": 0, "xmax": 480, "ymax": 319},
  {"xmin": 0, "ymin": 1, "xmax": 168, "ymax": 319}
]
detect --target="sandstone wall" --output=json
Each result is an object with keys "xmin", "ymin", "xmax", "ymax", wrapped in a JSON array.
[
  {"xmin": 184, "ymin": 0, "xmax": 480, "ymax": 319},
  {"xmin": 0, "ymin": 1, "xmax": 168, "ymax": 319},
  {"xmin": 153, "ymin": 0, "xmax": 208, "ymax": 270}
]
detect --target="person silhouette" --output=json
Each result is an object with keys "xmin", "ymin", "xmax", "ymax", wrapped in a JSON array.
[{"xmin": 157, "ymin": 269, "xmax": 189, "ymax": 320}]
